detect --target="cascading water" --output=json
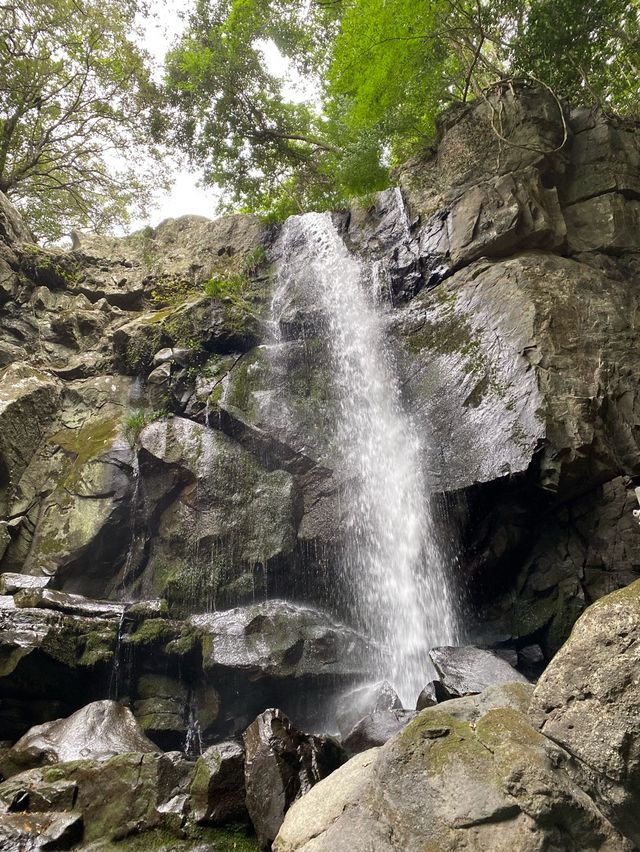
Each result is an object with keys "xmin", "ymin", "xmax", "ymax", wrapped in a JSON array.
[{"xmin": 275, "ymin": 212, "xmax": 458, "ymax": 705}]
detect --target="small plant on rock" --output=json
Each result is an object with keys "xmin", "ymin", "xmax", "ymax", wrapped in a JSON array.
[{"xmin": 124, "ymin": 409, "xmax": 166, "ymax": 446}]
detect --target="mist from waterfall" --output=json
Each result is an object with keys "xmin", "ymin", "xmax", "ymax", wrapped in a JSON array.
[{"xmin": 274, "ymin": 212, "xmax": 458, "ymax": 705}]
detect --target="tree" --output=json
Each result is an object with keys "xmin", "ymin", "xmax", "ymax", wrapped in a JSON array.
[
  {"xmin": 163, "ymin": 0, "xmax": 343, "ymax": 216},
  {"xmin": 0, "ymin": 0, "xmax": 166, "ymax": 241},
  {"xmin": 164, "ymin": 0, "xmax": 640, "ymax": 217}
]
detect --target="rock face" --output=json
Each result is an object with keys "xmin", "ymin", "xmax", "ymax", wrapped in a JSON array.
[
  {"xmin": 275, "ymin": 682, "xmax": 631, "ymax": 852},
  {"xmin": 529, "ymin": 579, "xmax": 640, "ymax": 845},
  {"xmin": 2, "ymin": 84, "xmax": 640, "ymax": 850},
  {"xmin": 243, "ymin": 708, "xmax": 345, "ymax": 849}
]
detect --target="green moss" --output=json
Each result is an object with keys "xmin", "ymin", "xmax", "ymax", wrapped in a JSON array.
[
  {"xmin": 99, "ymin": 824, "xmax": 259, "ymax": 851},
  {"xmin": 401, "ymin": 711, "xmax": 491, "ymax": 778},
  {"xmin": 124, "ymin": 409, "xmax": 166, "ymax": 447},
  {"xmin": 150, "ymin": 274, "xmax": 198, "ymax": 307},
  {"xmin": 19, "ymin": 243, "xmax": 81, "ymax": 288},
  {"xmin": 165, "ymin": 627, "xmax": 200, "ymax": 657},
  {"xmin": 41, "ymin": 621, "xmax": 116, "ymax": 668},
  {"xmin": 242, "ymin": 244, "xmax": 267, "ymax": 276},
  {"xmin": 54, "ymin": 417, "xmax": 119, "ymax": 470},
  {"xmin": 590, "ymin": 577, "xmax": 640, "ymax": 610},
  {"xmin": 124, "ymin": 618, "xmax": 177, "ymax": 646}
]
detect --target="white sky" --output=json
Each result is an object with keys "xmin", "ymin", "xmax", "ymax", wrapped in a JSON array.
[{"xmin": 129, "ymin": 1, "xmax": 307, "ymax": 231}]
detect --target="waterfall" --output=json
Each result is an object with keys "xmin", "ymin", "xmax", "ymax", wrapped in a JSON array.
[{"xmin": 274, "ymin": 212, "xmax": 458, "ymax": 706}]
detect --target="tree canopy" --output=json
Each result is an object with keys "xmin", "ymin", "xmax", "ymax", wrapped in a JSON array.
[
  {"xmin": 164, "ymin": 0, "xmax": 640, "ymax": 218},
  {"xmin": 0, "ymin": 0, "xmax": 165, "ymax": 241}
]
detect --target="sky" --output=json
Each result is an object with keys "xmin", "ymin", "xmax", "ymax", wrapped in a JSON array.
[{"xmin": 129, "ymin": 0, "xmax": 305, "ymax": 231}]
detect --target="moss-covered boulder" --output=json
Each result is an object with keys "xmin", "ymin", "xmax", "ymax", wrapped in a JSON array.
[{"xmin": 275, "ymin": 687, "xmax": 630, "ymax": 851}]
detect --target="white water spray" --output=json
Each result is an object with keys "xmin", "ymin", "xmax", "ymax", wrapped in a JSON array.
[{"xmin": 275, "ymin": 213, "xmax": 458, "ymax": 705}]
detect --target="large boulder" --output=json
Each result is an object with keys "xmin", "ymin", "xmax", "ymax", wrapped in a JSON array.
[
  {"xmin": 342, "ymin": 709, "xmax": 417, "ymax": 755},
  {"xmin": 243, "ymin": 708, "xmax": 345, "ymax": 849},
  {"xmin": 429, "ymin": 645, "xmax": 529, "ymax": 697},
  {"xmin": 335, "ymin": 680, "xmax": 402, "ymax": 740},
  {"xmin": 529, "ymin": 579, "xmax": 640, "ymax": 845},
  {"xmin": 190, "ymin": 600, "xmax": 372, "ymax": 680},
  {"xmin": 275, "ymin": 689, "xmax": 630, "ymax": 851},
  {"xmin": 189, "ymin": 740, "xmax": 247, "ymax": 825},
  {"xmin": 1, "ymin": 700, "xmax": 157, "ymax": 777},
  {"xmin": 395, "ymin": 251, "xmax": 640, "ymax": 497},
  {"xmin": 0, "ymin": 750, "xmax": 198, "ymax": 847}
]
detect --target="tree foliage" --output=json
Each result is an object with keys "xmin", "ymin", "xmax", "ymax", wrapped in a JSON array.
[
  {"xmin": 0, "ymin": 0, "xmax": 166, "ymax": 241},
  {"xmin": 165, "ymin": 0, "xmax": 639, "ymax": 217}
]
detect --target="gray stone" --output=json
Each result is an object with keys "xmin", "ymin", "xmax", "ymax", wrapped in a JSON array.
[
  {"xmin": 343, "ymin": 709, "xmax": 417, "ymax": 754},
  {"xmin": 243, "ymin": 708, "xmax": 345, "ymax": 849},
  {"xmin": 190, "ymin": 600, "xmax": 372, "ymax": 680},
  {"xmin": 0, "ymin": 573, "xmax": 50, "ymax": 595},
  {"xmin": 564, "ymin": 193, "xmax": 640, "ymax": 252},
  {"xmin": 0, "ymin": 191, "xmax": 35, "ymax": 245},
  {"xmin": 189, "ymin": 740, "xmax": 247, "ymax": 825},
  {"xmin": 0, "ymin": 811, "xmax": 82, "ymax": 850},
  {"xmin": 13, "ymin": 588, "xmax": 125, "ymax": 619},
  {"xmin": 429, "ymin": 645, "xmax": 529, "ymax": 697},
  {"xmin": 415, "ymin": 681, "xmax": 438, "ymax": 709},
  {"xmin": 335, "ymin": 681, "xmax": 402, "ymax": 739},
  {"xmin": 530, "ymin": 579, "xmax": 640, "ymax": 845},
  {"xmin": 0, "ymin": 363, "xmax": 61, "ymax": 516},
  {"xmin": 137, "ymin": 417, "xmax": 297, "ymax": 611}
]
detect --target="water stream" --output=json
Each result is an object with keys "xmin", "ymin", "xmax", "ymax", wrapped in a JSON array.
[{"xmin": 275, "ymin": 212, "xmax": 458, "ymax": 705}]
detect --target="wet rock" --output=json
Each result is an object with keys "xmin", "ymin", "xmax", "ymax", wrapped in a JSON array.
[
  {"xmin": 1, "ymin": 701, "xmax": 157, "ymax": 777},
  {"xmin": 0, "ymin": 573, "xmax": 50, "ymax": 595},
  {"xmin": 517, "ymin": 643, "xmax": 545, "ymax": 679},
  {"xmin": 0, "ymin": 773, "xmax": 78, "ymax": 812},
  {"xmin": 529, "ymin": 579, "xmax": 640, "ymax": 845},
  {"xmin": 243, "ymin": 708, "xmax": 345, "ymax": 849},
  {"xmin": 189, "ymin": 740, "xmax": 247, "ymax": 825},
  {"xmin": 137, "ymin": 417, "xmax": 297, "ymax": 611},
  {"xmin": 191, "ymin": 600, "xmax": 371, "ymax": 680},
  {"xmin": 153, "ymin": 347, "xmax": 194, "ymax": 368},
  {"xmin": 1, "ymin": 377, "xmax": 136, "ymax": 597},
  {"xmin": 335, "ymin": 680, "xmax": 401, "ymax": 739},
  {"xmin": 343, "ymin": 709, "xmax": 417, "ymax": 755},
  {"xmin": 13, "ymin": 589, "xmax": 125, "ymax": 619},
  {"xmin": 275, "ymin": 699, "xmax": 630, "ymax": 851},
  {"xmin": 429, "ymin": 645, "xmax": 529, "ymax": 697},
  {"xmin": 415, "ymin": 681, "xmax": 439, "ymax": 709},
  {"xmin": 0, "ymin": 811, "xmax": 82, "ymax": 850},
  {"xmin": 0, "ymin": 603, "xmax": 119, "ymax": 674}
]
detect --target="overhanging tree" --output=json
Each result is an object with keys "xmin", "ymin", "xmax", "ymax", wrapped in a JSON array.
[
  {"xmin": 164, "ymin": 0, "xmax": 640, "ymax": 217},
  {"xmin": 0, "ymin": 0, "xmax": 166, "ymax": 241}
]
